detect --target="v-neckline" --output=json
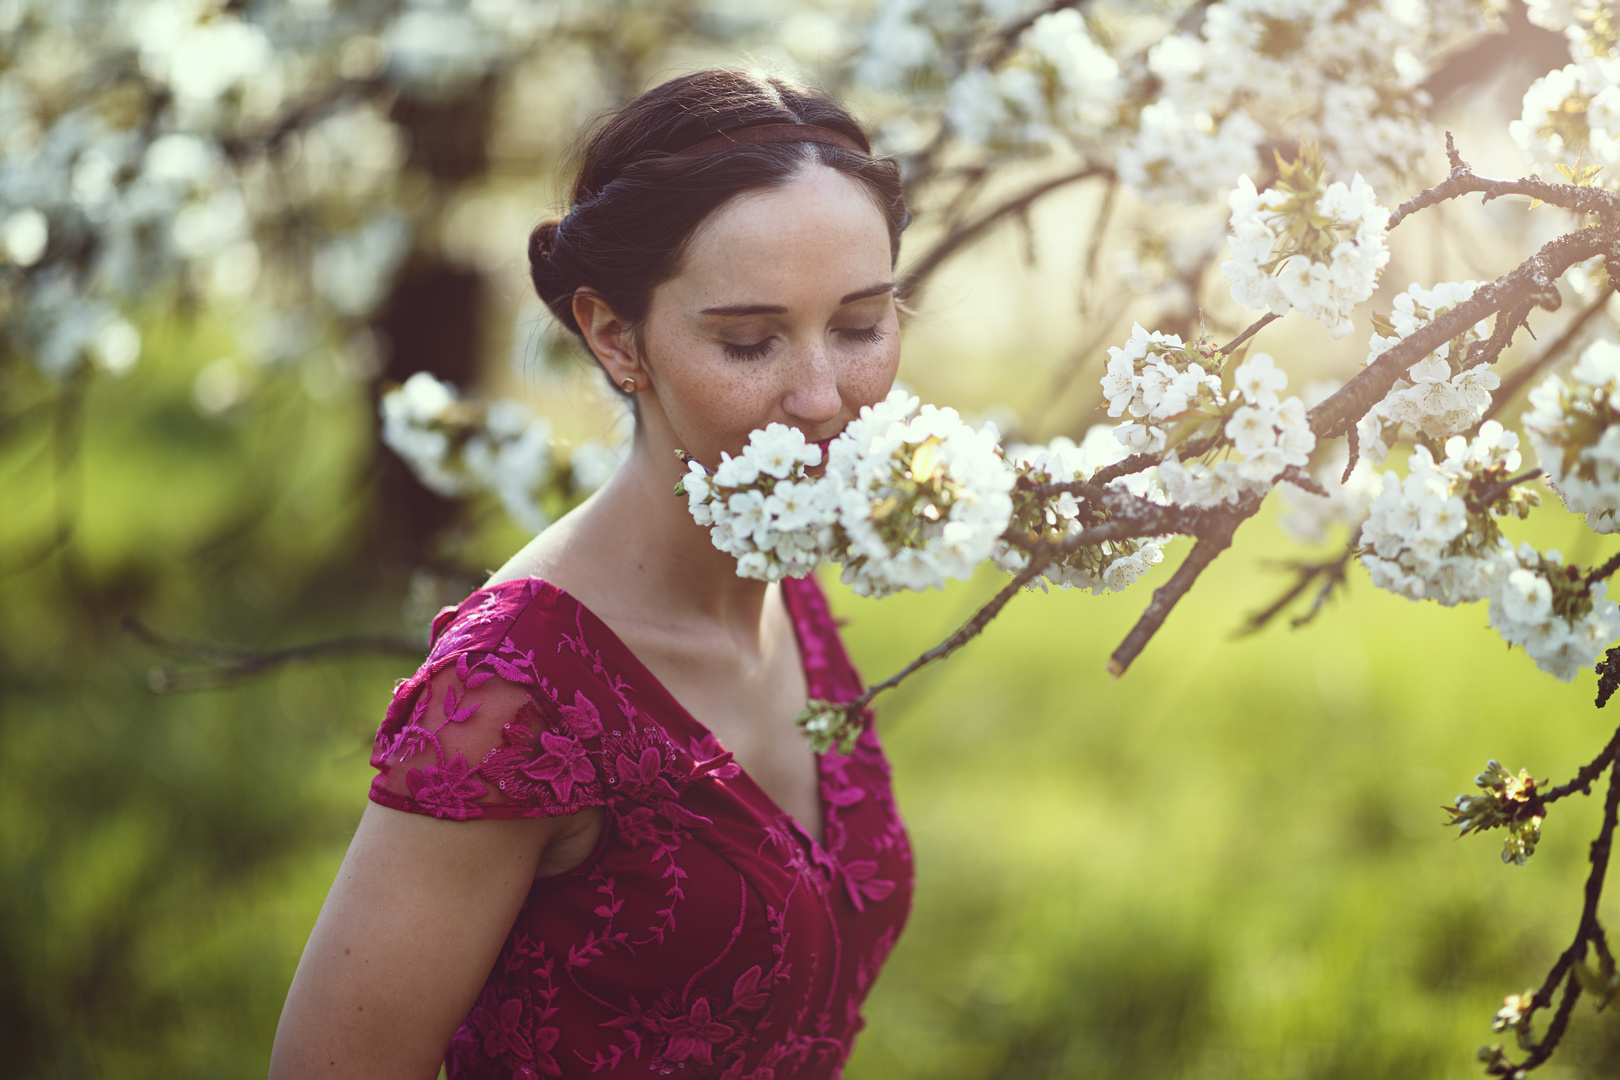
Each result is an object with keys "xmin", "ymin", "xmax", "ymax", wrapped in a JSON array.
[{"xmin": 505, "ymin": 575, "xmax": 831, "ymax": 852}]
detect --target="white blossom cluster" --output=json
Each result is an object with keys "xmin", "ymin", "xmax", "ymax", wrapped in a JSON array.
[
  {"xmin": 1358, "ymin": 423, "xmax": 1527, "ymax": 607},
  {"xmin": 0, "ymin": 0, "xmax": 400, "ymax": 382},
  {"xmin": 1509, "ymin": 58, "xmax": 1620, "ymax": 181},
  {"xmin": 1127, "ymin": 0, "xmax": 1493, "ymax": 200},
  {"xmin": 1221, "ymin": 153, "xmax": 1391, "ymax": 341},
  {"xmin": 681, "ymin": 391, "xmax": 1019, "ymax": 597},
  {"xmin": 852, "ymin": 0, "xmax": 1493, "ymax": 202},
  {"xmin": 1526, "ymin": 0, "xmax": 1619, "ymax": 60},
  {"xmin": 1523, "ymin": 339, "xmax": 1620, "ymax": 533},
  {"xmin": 678, "ymin": 426, "xmax": 832, "ymax": 582},
  {"xmin": 1114, "ymin": 99, "xmax": 1265, "ymax": 206},
  {"xmin": 1358, "ymin": 418, "xmax": 1620, "ymax": 680},
  {"xmin": 0, "ymin": 0, "xmax": 578, "ymax": 389},
  {"xmin": 1356, "ymin": 281, "xmax": 1498, "ymax": 465},
  {"xmin": 1489, "ymin": 544, "xmax": 1620, "ymax": 681},
  {"xmin": 942, "ymin": 9, "xmax": 1121, "ymax": 151},
  {"xmin": 1101, "ymin": 323, "xmax": 1225, "ymax": 454},
  {"xmin": 1513, "ymin": 0, "xmax": 1620, "ymax": 179},
  {"xmin": 381, "ymin": 372, "xmax": 622, "ymax": 534},
  {"xmin": 995, "ymin": 428, "xmax": 1168, "ymax": 594},
  {"xmin": 1158, "ymin": 354, "xmax": 1317, "ymax": 508},
  {"xmin": 826, "ymin": 392, "xmax": 1017, "ymax": 597}
]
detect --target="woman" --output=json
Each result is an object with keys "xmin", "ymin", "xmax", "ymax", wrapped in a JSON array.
[{"xmin": 271, "ymin": 69, "xmax": 914, "ymax": 1079}]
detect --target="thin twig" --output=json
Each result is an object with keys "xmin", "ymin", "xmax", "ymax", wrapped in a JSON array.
[
  {"xmin": 0, "ymin": 373, "xmax": 86, "ymax": 580},
  {"xmin": 1464, "ymin": 300, "xmax": 1539, "ymax": 376},
  {"xmin": 1026, "ymin": 307, "xmax": 1132, "ymax": 432},
  {"xmin": 1220, "ymin": 312, "xmax": 1279, "ymax": 356},
  {"xmin": 1239, "ymin": 542, "xmax": 1356, "ymax": 636},
  {"xmin": 1496, "ymin": 745, "xmax": 1620, "ymax": 1074},
  {"xmin": 122, "ymin": 615, "xmax": 422, "ymax": 692},
  {"xmin": 1078, "ymin": 178, "xmax": 1118, "ymax": 295},
  {"xmin": 1536, "ymin": 727, "xmax": 1620, "ymax": 809},
  {"xmin": 1108, "ymin": 497, "xmax": 1259, "ymax": 677},
  {"xmin": 899, "ymin": 165, "xmax": 1110, "ymax": 301},
  {"xmin": 1388, "ymin": 132, "xmax": 1620, "ymax": 230},
  {"xmin": 1587, "ymin": 550, "xmax": 1620, "ymax": 586},
  {"xmin": 1487, "ymin": 289, "xmax": 1615, "ymax": 420},
  {"xmin": 1087, "ymin": 432, "xmax": 1224, "ymax": 488},
  {"xmin": 847, "ymin": 556, "xmax": 1048, "ymax": 711},
  {"xmin": 1467, "ymin": 468, "xmax": 1544, "ymax": 515},
  {"xmin": 983, "ymin": 0, "xmax": 1091, "ymax": 66}
]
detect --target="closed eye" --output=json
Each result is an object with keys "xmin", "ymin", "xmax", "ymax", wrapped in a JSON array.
[
  {"xmin": 723, "ymin": 337, "xmax": 776, "ymax": 361},
  {"xmin": 836, "ymin": 325, "xmax": 885, "ymax": 345}
]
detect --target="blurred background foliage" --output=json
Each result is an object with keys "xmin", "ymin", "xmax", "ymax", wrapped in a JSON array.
[{"xmin": 6, "ymin": 0, "xmax": 1620, "ymax": 1077}]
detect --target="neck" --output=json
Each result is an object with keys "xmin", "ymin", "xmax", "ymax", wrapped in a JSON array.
[{"xmin": 564, "ymin": 426, "xmax": 772, "ymax": 643}]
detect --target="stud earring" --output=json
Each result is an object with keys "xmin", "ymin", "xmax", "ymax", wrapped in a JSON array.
[{"xmin": 620, "ymin": 377, "xmax": 636, "ymax": 393}]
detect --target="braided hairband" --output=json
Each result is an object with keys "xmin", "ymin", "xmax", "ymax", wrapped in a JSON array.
[
  {"xmin": 671, "ymin": 122, "xmax": 867, "ymax": 158},
  {"xmin": 556, "ymin": 123, "xmax": 869, "ymax": 228}
]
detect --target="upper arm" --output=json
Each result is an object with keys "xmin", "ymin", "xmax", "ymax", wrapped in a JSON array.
[
  {"xmin": 270, "ymin": 801, "xmax": 592, "ymax": 1080},
  {"xmin": 274, "ymin": 628, "xmax": 613, "ymax": 1079}
]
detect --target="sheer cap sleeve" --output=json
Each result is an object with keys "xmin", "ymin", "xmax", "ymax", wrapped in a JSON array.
[{"xmin": 369, "ymin": 580, "xmax": 610, "ymax": 821}]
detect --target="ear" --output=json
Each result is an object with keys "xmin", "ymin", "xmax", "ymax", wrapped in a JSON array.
[{"xmin": 573, "ymin": 289, "xmax": 646, "ymax": 390}]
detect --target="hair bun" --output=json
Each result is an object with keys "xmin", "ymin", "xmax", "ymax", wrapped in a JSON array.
[{"xmin": 527, "ymin": 217, "xmax": 580, "ymax": 334}]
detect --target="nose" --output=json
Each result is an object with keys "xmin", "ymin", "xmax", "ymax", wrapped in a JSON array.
[{"xmin": 781, "ymin": 338, "xmax": 841, "ymax": 427}]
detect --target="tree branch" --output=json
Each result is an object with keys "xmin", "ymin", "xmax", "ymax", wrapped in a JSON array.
[
  {"xmin": 1487, "ymin": 289, "xmax": 1615, "ymax": 420},
  {"xmin": 899, "ymin": 165, "xmax": 1110, "ymax": 302},
  {"xmin": 1308, "ymin": 226, "xmax": 1610, "ymax": 440},
  {"xmin": 1467, "ymin": 468, "xmax": 1543, "ymax": 516},
  {"xmin": 1493, "ymin": 742, "xmax": 1620, "ymax": 1075},
  {"xmin": 1239, "ymin": 541, "xmax": 1356, "ymax": 635},
  {"xmin": 1108, "ymin": 496, "xmax": 1259, "ymax": 676},
  {"xmin": 846, "ymin": 556, "xmax": 1049, "ymax": 712},
  {"xmin": 122, "ymin": 615, "xmax": 422, "ymax": 692},
  {"xmin": 1586, "ymin": 551, "xmax": 1620, "ymax": 586},
  {"xmin": 1388, "ymin": 132, "xmax": 1620, "ymax": 231},
  {"xmin": 1220, "ymin": 312, "xmax": 1280, "ymax": 356},
  {"xmin": 983, "ymin": 0, "xmax": 1091, "ymax": 66}
]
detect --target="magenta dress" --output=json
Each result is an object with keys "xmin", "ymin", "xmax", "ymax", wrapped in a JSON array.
[{"xmin": 369, "ymin": 575, "xmax": 914, "ymax": 1079}]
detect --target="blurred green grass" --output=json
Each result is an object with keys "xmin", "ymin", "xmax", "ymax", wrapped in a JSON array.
[{"xmin": 837, "ymin": 506, "xmax": 1620, "ymax": 1079}]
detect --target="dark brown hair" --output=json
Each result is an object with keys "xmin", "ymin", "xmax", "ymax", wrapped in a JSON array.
[{"xmin": 527, "ymin": 69, "xmax": 910, "ymax": 354}]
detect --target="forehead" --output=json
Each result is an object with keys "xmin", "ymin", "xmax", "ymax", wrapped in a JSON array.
[{"xmin": 667, "ymin": 165, "xmax": 893, "ymax": 308}]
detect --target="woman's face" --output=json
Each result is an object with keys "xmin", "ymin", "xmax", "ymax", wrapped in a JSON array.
[{"xmin": 633, "ymin": 163, "xmax": 901, "ymax": 468}]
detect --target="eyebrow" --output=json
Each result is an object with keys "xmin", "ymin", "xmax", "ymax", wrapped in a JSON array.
[{"xmin": 698, "ymin": 281, "xmax": 895, "ymax": 317}]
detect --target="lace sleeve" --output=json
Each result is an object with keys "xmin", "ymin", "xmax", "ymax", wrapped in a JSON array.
[{"xmin": 369, "ymin": 647, "xmax": 610, "ymax": 821}]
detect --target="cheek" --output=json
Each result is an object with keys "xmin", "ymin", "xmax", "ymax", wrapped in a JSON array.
[
  {"xmin": 842, "ymin": 331, "xmax": 902, "ymax": 409},
  {"xmin": 643, "ymin": 326, "xmax": 773, "ymax": 436}
]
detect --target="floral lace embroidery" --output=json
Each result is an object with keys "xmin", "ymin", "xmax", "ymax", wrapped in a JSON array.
[{"xmin": 371, "ymin": 576, "xmax": 912, "ymax": 1078}]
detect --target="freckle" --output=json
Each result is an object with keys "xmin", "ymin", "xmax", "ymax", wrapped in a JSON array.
[
  {"xmin": 358, "ymin": 1006, "xmax": 364, "ymax": 1012},
  {"xmin": 344, "ymin": 948, "xmax": 351, "ymax": 955}
]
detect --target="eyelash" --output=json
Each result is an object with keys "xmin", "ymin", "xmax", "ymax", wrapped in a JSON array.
[
  {"xmin": 723, "ymin": 338, "xmax": 776, "ymax": 361},
  {"xmin": 721, "ymin": 326, "xmax": 886, "ymax": 362}
]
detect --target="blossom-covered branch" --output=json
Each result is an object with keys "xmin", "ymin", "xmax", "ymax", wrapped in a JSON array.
[
  {"xmin": 1307, "ymin": 224, "xmax": 1607, "ymax": 441},
  {"xmin": 1470, "ymin": 732, "xmax": 1620, "ymax": 1075}
]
